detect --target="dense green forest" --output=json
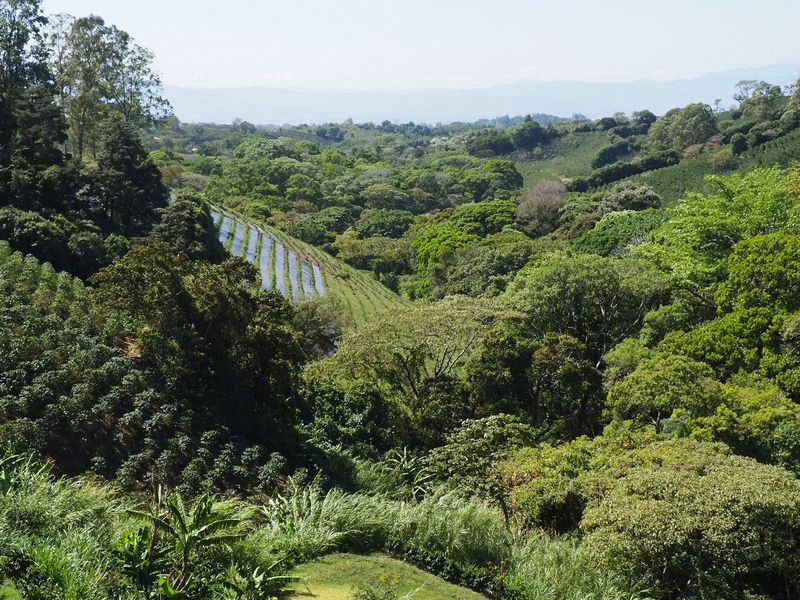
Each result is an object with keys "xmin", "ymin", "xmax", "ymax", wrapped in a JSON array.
[{"xmin": 3, "ymin": 1, "xmax": 800, "ymax": 599}]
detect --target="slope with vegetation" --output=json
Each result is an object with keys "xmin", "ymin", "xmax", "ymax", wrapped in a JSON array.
[
  {"xmin": 210, "ymin": 202, "xmax": 404, "ymax": 329},
  {"xmin": 5, "ymin": 2, "xmax": 800, "ymax": 600}
]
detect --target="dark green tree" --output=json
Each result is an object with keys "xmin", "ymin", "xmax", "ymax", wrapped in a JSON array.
[
  {"xmin": 89, "ymin": 118, "xmax": 168, "ymax": 236},
  {"xmin": 151, "ymin": 190, "xmax": 225, "ymax": 262}
]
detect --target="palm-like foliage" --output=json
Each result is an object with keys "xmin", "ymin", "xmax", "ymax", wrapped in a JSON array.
[
  {"xmin": 131, "ymin": 489, "xmax": 247, "ymax": 591},
  {"xmin": 384, "ymin": 448, "xmax": 433, "ymax": 501},
  {"xmin": 219, "ymin": 562, "xmax": 301, "ymax": 600}
]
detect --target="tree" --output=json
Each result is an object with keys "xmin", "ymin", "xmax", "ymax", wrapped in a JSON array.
[
  {"xmin": 741, "ymin": 81, "xmax": 784, "ymax": 123},
  {"xmin": 354, "ymin": 209, "xmax": 414, "ymax": 239},
  {"xmin": 89, "ymin": 239, "xmax": 193, "ymax": 347},
  {"xmin": 717, "ymin": 232, "xmax": 800, "ymax": 311},
  {"xmin": 574, "ymin": 209, "xmax": 667, "ymax": 257},
  {"xmin": 150, "ymin": 190, "xmax": 225, "ymax": 262},
  {"xmin": 582, "ymin": 444, "xmax": 800, "ymax": 599},
  {"xmin": 1, "ymin": 84, "xmax": 76, "ymax": 211},
  {"xmin": 0, "ymin": 0, "xmax": 50, "ymax": 184},
  {"xmin": 427, "ymin": 414, "xmax": 537, "ymax": 501},
  {"xmin": 465, "ymin": 129, "xmax": 514, "ymax": 156},
  {"xmin": 504, "ymin": 253, "xmax": 668, "ymax": 363},
  {"xmin": 599, "ymin": 182, "xmax": 661, "ymax": 214},
  {"xmin": 607, "ymin": 353, "xmax": 723, "ymax": 431},
  {"xmin": 410, "ymin": 224, "xmax": 478, "ymax": 283},
  {"xmin": 509, "ymin": 119, "xmax": 549, "ymax": 151},
  {"xmin": 89, "ymin": 118, "xmax": 168, "ymax": 236},
  {"xmin": 734, "ymin": 79, "xmax": 759, "ymax": 104},
  {"xmin": 634, "ymin": 167, "xmax": 795, "ymax": 306},
  {"xmin": 648, "ymin": 103, "xmax": 718, "ymax": 151},
  {"xmin": 502, "ymin": 431, "xmax": 800, "ymax": 599},
  {"xmin": 315, "ymin": 296, "xmax": 515, "ymax": 407},
  {"xmin": 0, "ymin": 0, "xmax": 48, "ymax": 109},
  {"xmin": 429, "ymin": 230, "xmax": 538, "ymax": 299},
  {"xmin": 48, "ymin": 14, "xmax": 171, "ymax": 158},
  {"xmin": 460, "ymin": 159, "xmax": 523, "ymax": 202},
  {"xmin": 359, "ymin": 183, "xmax": 409, "ymax": 210},
  {"xmin": 631, "ymin": 110, "xmax": 657, "ymax": 126},
  {"xmin": 528, "ymin": 333, "xmax": 603, "ymax": 436},
  {"xmin": 448, "ymin": 199, "xmax": 515, "ymax": 236},
  {"xmin": 515, "ymin": 180, "xmax": 567, "ymax": 237},
  {"xmin": 730, "ymin": 132, "xmax": 748, "ymax": 154}
]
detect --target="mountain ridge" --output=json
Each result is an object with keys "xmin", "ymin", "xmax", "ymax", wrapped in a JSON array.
[{"xmin": 166, "ymin": 63, "xmax": 800, "ymax": 125}]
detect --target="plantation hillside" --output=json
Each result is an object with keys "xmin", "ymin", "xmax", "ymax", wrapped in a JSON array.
[{"xmin": 4, "ymin": 2, "xmax": 800, "ymax": 600}]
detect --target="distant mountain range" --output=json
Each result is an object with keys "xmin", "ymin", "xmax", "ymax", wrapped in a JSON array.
[{"xmin": 166, "ymin": 63, "xmax": 800, "ymax": 125}]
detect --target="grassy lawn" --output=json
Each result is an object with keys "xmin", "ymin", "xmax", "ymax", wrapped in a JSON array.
[{"xmin": 284, "ymin": 553, "xmax": 486, "ymax": 600}]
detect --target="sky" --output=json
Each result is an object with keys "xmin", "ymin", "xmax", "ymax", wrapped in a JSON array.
[{"xmin": 42, "ymin": 0, "xmax": 800, "ymax": 91}]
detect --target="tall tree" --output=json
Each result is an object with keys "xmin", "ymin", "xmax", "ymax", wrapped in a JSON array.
[
  {"xmin": 0, "ymin": 0, "xmax": 48, "ymax": 169},
  {"xmin": 0, "ymin": 0, "xmax": 47, "ymax": 99},
  {"xmin": 48, "ymin": 14, "xmax": 171, "ymax": 158},
  {"xmin": 89, "ymin": 118, "xmax": 168, "ymax": 236},
  {"xmin": 0, "ymin": 2, "xmax": 73, "ymax": 211}
]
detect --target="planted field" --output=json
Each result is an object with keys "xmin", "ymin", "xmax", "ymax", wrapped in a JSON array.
[
  {"xmin": 285, "ymin": 553, "xmax": 485, "ymax": 600},
  {"xmin": 230, "ymin": 221, "xmax": 246, "ymax": 256},
  {"xmin": 0, "ymin": 241, "xmax": 87, "ymax": 316},
  {"xmin": 514, "ymin": 130, "xmax": 613, "ymax": 189},
  {"xmin": 739, "ymin": 127, "xmax": 800, "ymax": 169},
  {"xmin": 210, "ymin": 205, "xmax": 403, "ymax": 330},
  {"xmin": 620, "ymin": 150, "xmax": 722, "ymax": 206}
]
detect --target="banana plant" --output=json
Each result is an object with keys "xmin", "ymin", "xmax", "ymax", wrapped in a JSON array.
[
  {"xmin": 384, "ymin": 448, "xmax": 433, "ymax": 501},
  {"xmin": 131, "ymin": 489, "xmax": 247, "ymax": 592}
]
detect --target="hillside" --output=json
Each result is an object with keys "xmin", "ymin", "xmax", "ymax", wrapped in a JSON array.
[
  {"xmin": 6, "ymin": 3, "xmax": 800, "ymax": 600},
  {"xmin": 210, "ymin": 204, "xmax": 404, "ymax": 330}
]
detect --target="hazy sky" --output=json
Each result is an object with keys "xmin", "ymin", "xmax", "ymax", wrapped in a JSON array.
[{"xmin": 42, "ymin": 0, "xmax": 800, "ymax": 90}]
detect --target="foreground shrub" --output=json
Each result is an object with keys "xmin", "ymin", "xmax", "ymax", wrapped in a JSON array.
[{"xmin": 502, "ymin": 432, "xmax": 800, "ymax": 599}]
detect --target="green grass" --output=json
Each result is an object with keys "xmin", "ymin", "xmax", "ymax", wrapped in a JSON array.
[
  {"xmin": 0, "ymin": 581, "xmax": 22, "ymax": 600},
  {"xmin": 514, "ymin": 131, "xmax": 612, "ymax": 189},
  {"xmin": 284, "ymin": 553, "xmax": 486, "ymax": 600}
]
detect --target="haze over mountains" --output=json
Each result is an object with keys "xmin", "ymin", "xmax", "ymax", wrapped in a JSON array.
[{"xmin": 166, "ymin": 63, "xmax": 800, "ymax": 125}]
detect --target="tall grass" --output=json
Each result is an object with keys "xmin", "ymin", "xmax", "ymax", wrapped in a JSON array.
[
  {"xmin": 0, "ymin": 454, "xmax": 651, "ymax": 599},
  {"xmin": 390, "ymin": 491, "xmax": 511, "ymax": 570},
  {"xmin": 253, "ymin": 477, "xmax": 396, "ymax": 561},
  {"xmin": 0, "ymin": 455, "xmax": 126, "ymax": 599},
  {"xmin": 503, "ymin": 533, "xmax": 652, "ymax": 600},
  {"xmin": 248, "ymin": 481, "xmax": 651, "ymax": 599}
]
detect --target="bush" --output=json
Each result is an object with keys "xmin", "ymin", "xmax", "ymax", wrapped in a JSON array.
[
  {"xmin": 573, "ymin": 209, "xmax": 666, "ymax": 256},
  {"xmin": 515, "ymin": 180, "xmax": 567, "ymax": 237},
  {"xmin": 355, "ymin": 209, "xmax": 414, "ymax": 239},
  {"xmin": 502, "ymin": 431, "xmax": 800, "ymax": 599},
  {"xmin": 582, "ymin": 449, "xmax": 800, "ymax": 599},
  {"xmin": 426, "ymin": 415, "xmax": 537, "ymax": 500}
]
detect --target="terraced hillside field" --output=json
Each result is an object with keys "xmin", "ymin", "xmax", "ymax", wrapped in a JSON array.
[{"xmin": 210, "ymin": 205, "xmax": 404, "ymax": 330}]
